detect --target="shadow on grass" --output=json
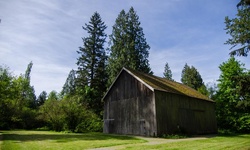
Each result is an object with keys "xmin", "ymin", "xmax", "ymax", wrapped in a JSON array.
[{"xmin": 2, "ymin": 132, "xmax": 140, "ymax": 143}]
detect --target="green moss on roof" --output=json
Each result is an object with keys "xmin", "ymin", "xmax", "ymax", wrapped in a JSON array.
[{"xmin": 125, "ymin": 67, "xmax": 213, "ymax": 102}]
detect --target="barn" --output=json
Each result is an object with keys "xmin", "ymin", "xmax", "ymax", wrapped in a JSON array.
[{"xmin": 103, "ymin": 67, "xmax": 217, "ymax": 137}]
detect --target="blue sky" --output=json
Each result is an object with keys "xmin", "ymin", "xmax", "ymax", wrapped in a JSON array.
[{"xmin": 0, "ymin": 0, "xmax": 249, "ymax": 95}]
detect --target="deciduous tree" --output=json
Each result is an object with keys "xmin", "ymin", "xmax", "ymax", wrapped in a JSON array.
[{"xmin": 216, "ymin": 57, "xmax": 250, "ymax": 132}]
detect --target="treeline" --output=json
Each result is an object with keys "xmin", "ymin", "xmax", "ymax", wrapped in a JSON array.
[
  {"xmin": 0, "ymin": 7, "xmax": 153, "ymax": 132},
  {"xmin": 1, "ymin": 1, "xmax": 250, "ymax": 133},
  {"xmin": 0, "ymin": 64, "xmax": 101, "ymax": 132}
]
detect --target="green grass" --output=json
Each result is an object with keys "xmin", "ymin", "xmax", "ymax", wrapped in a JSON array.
[
  {"xmin": 0, "ymin": 130, "xmax": 146, "ymax": 150},
  {"xmin": 124, "ymin": 134, "xmax": 250, "ymax": 150},
  {"xmin": 0, "ymin": 130, "xmax": 250, "ymax": 150}
]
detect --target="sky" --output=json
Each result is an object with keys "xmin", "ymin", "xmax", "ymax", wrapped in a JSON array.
[{"xmin": 0, "ymin": 0, "xmax": 249, "ymax": 96}]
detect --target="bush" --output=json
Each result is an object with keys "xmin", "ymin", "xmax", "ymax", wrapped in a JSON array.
[
  {"xmin": 39, "ymin": 95, "xmax": 103, "ymax": 133},
  {"xmin": 75, "ymin": 112, "xmax": 102, "ymax": 133},
  {"xmin": 237, "ymin": 114, "xmax": 250, "ymax": 133}
]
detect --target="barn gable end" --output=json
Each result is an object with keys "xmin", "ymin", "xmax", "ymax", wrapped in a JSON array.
[
  {"xmin": 103, "ymin": 69, "xmax": 157, "ymax": 136},
  {"xmin": 103, "ymin": 68, "xmax": 217, "ymax": 136}
]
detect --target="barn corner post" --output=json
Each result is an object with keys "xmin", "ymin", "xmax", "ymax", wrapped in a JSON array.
[{"xmin": 152, "ymin": 90, "xmax": 158, "ymax": 137}]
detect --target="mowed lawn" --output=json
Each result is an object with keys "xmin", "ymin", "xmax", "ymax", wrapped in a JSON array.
[
  {"xmin": 0, "ymin": 130, "xmax": 146, "ymax": 150},
  {"xmin": 0, "ymin": 130, "xmax": 250, "ymax": 150},
  {"xmin": 125, "ymin": 134, "xmax": 250, "ymax": 150}
]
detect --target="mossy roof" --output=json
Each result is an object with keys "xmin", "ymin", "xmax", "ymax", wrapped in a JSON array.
[{"xmin": 124, "ymin": 67, "xmax": 213, "ymax": 102}]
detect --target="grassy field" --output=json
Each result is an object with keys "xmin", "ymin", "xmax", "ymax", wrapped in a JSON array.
[
  {"xmin": 0, "ymin": 130, "xmax": 146, "ymax": 150},
  {"xmin": 0, "ymin": 130, "xmax": 249, "ymax": 150},
  {"xmin": 125, "ymin": 134, "xmax": 250, "ymax": 150}
]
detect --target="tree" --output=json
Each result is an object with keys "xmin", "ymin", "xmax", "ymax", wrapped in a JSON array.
[
  {"xmin": 225, "ymin": 0, "xmax": 250, "ymax": 56},
  {"xmin": 47, "ymin": 90, "xmax": 58, "ymax": 101},
  {"xmin": 21, "ymin": 61, "xmax": 36, "ymax": 108},
  {"xmin": 36, "ymin": 91, "xmax": 47, "ymax": 107},
  {"xmin": 76, "ymin": 12, "xmax": 107, "ymax": 115},
  {"xmin": 39, "ymin": 91, "xmax": 64, "ymax": 131},
  {"xmin": 206, "ymin": 82, "xmax": 218, "ymax": 99},
  {"xmin": 181, "ymin": 63, "xmax": 204, "ymax": 90},
  {"xmin": 61, "ymin": 70, "xmax": 77, "ymax": 97},
  {"xmin": 0, "ymin": 64, "xmax": 37, "ymax": 129},
  {"xmin": 216, "ymin": 57, "xmax": 250, "ymax": 132},
  {"xmin": 108, "ymin": 7, "xmax": 152, "ymax": 84},
  {"xmin": 0, "ymin": 65, "xmax": 16, "ymax": 129},
  {"xmin": 163, "ymin": 62, "xmax": 173, "ymax": 81}
]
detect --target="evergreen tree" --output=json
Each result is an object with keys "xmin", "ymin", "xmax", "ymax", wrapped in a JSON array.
[
  {"xmin": 61, "ymin": 70, "xmax": 76, "ymax": 97},
  {"xmin": 163, "ymin": 62, "xmax": 173, "ymax": 80},
  {"xmin": 76, "ymin": 12, "xmax": 107, "ymax": 115},
  {"xmin": 36, "ymin": 91, "xmax": 47, "ymax": 106},
  {"xmin": 108, "ymin": 7, "xmax": 152, "ymax": 84},
  {"xmin": 181, "ymin": 63, "xmax": 203, "ymax": 90},
  {"xmin": 225, "ymin": 0, "xmax": 250, "ymax": 56}
]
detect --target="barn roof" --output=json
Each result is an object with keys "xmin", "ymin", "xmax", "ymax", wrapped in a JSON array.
[{"xmin": 103, "ymin": 67, "xmax": 213, "ymax": 102}]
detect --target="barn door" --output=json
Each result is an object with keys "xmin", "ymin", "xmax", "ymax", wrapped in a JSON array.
[{"xmin": 139, "ymin": 119, "xmax": 146, "ymax": 135}]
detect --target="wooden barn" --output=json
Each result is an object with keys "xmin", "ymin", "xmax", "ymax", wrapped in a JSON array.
[{"xmin": 103, "ymin": 67, "xmax": 217, "ymax": 137}]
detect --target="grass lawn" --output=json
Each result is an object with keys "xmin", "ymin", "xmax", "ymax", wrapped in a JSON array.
[
  {"xmin": 0, "ymin": 130, "xmax": 146, "ymax": 150},
  {"xmin": 0, "ymin": 130, "xmax": 250, "ymax": 150},
  {"xmin": 125, "ymin": 134, "xmax": 250, "ymax": 150}
]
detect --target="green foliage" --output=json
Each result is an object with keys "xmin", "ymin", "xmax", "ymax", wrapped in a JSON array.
[
  {"xmin": 216, "ymin": 57, "xmax": 250, "ymax": 132},
  {"xmin": 181, "ymin": 63, "xmax": 204, "ymax": 90},
  {"xmin": 76, "ymin": 12, "xmax": 108, "ymax": 115},
  {"xmin": 61, "ymin": 70, "xmax": 76, "ymax": 97},
  {"xmin": 108, "ymin": 7, "xmax": 152, "ymax": 84},
  {"xmin": 163, "ymin": 62, "xmax": 173, "ymax": 81},
  {"xmin": 162, "ymin": 134, "xmax": 187, "ymax": 139},
  {"xmin": 47, "ymin": 90, "xmax": 58, "ymax": 101},
  {"xmin": 225, "ymin": 0, "xmax": 250, "ymax": 56},
  {"xmin": 0, "ymin": 64, "xmax": 37, "ymax": 129},
  {"xmin": 75, "ymin": 112, "xmax": 102, "ymax": 133},
  {"xmin": 36, "ymin": 91, "xmax": 47, "ymax": 107},
  {"xmin": 39, "ymin": 91, "xmax": 64, "ymax": 131},
  {"xmin": 206, "ymin": 82, "xmax": 218, "ymax": 99},
  {"xmin": 0, "ymin": 66, "xmax": 15, "ymax": 129},
  {"xmin": 38, "ymin": 93, "xmax": 102, "ymax": 132},
  {"xmin": 197, "ymin": 84, "xmax": 209, "ymax": 97},
  {"xmin": 22, "ymin": 61, "xmax": 36, "ymax": 109}
]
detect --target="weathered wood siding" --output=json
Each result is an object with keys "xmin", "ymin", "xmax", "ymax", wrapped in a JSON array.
[
  {"xmin": 155, "ymin": 90, "xmax": 217, "ymax": 135},
  {"xmin": 103, "ymin": 71, "xmax": 157, "ymax": 136}
]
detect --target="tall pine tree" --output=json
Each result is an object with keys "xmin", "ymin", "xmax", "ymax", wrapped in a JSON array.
[
  {"xmin": 108, "ymin": 7, "xmax": 152, "ymax": 84},
  {"xmin": 76, "ymin": 12, "xmax": 107, "ymax": 115}
]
